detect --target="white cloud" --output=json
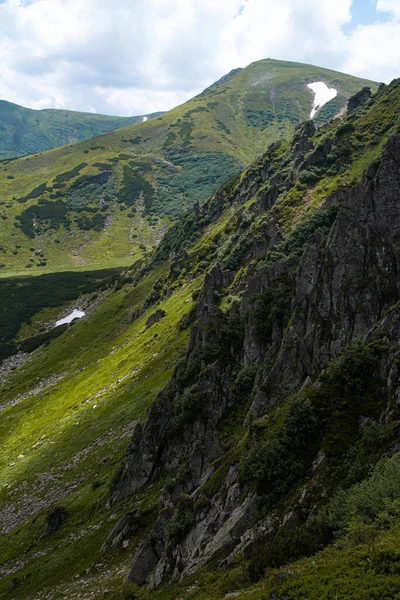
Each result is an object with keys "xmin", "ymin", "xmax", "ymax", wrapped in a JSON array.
[
  {"xmin": 343, "ymin": 20, "xmax": 400, "ymax": 82},
  {"xmin": 342, "ymin": 0, "xmax": 400, "ymax": 82},
  {"xmin": 377, "ymin": 0, "xmax": 400, "ymax": 18},
  {"xmin": 0, "ymin": 0, "xmax": 398, "ymax": 116}
]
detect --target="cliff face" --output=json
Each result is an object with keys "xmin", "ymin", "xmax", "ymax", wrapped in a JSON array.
[{"xmin": 108, "ymin": 81, "xmax": 400, "ymax": 590}]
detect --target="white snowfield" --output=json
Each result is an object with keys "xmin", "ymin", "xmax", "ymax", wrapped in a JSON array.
[
  {"xmin": 142, "ymin": 116, "xmax": 148, "ymax": 122},
  {"xmin": 307, "ymin": 82, "xmax": 337, "ymax": 119},
  {"xmin": 56, "ymin": 309, "xmax": 85, "ymax": 327}
]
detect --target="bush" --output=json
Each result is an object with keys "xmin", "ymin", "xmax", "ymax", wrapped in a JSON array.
[
  {"xmin": 252, "ymin": 280, "xmax": 293, "ymax": 341},
  {"xmin": 240, "ymin": 393, "xmax": 320, "ymax": 498},
  {"xmin": 170, "ymin": 385, "xmax": 204, "ymax": 431},
  {"xmin": 15, "ymin": 200, "xmax": 68, "ymax": 238},
  {"xmin": 285, "ymin": 205, "xmax": 338, "ymax": 256},
  {"xmin": 167, "ymin": 494, "xmax": 195, "ymax": 544},
  {"xmin": 17, "ymin": 181, "xmax": 52, "ymax": 203},
  {"xmin": 117, "ymin": 165, "xmax": 154, "ymax": 212},
  {"xmin": 53, "ymin": 162, "xmax": 88, "ymax": 184},
  {"xmin": 298, "ymin": 168, "xmax": 320, "ymax": 184},
  {"xmin": 152, "ymin": 149, "xmax": 239, "ymax": 218},
  {"xmin": 310, "ymin": 341, "xmax": 385, "ymax": 479},
  {"xmin": 178, "ymin": 308, "xmax": 196, "ymax": 331},
  {"xmin": 327, "ymin": 454, "xmax": 400, "ymax": 537},
  {"xmin": 233, "ymin": 364, "xmax": 258, "ymax": 396},
  {"xmin": 248, "ymin": 516, "xmax": 332, "ymax": 581}
]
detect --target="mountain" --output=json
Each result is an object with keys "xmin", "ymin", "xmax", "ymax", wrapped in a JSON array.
[
  {"xmin": 1, "ymin": 76, "xmax": 400, "ymax": 599},
  {"xmin": 0, "ymin": 100, "xmax": 161, "ymax": 160},
  {"xmin": 0, "ymin": 59, "xmax": 377, "ymax": 276}
]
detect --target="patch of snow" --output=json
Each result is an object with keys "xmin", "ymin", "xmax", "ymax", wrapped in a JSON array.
[
  {"xmin": 56, "ymin": 309, "xmax": 85, "ymax": 327},
  {"xmin": 307, "ymin": 82, "xmax": 337, "ymax": 119},
  {"xmin": 142, "ymin": 116, "xmax": 148, "ymax": 122}
]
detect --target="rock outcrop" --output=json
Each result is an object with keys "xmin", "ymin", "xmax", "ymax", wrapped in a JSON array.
[
  {"xmin": 145, "ymin": 309, "xmax": 166, "ymax": 329},
  {"xmin": 110, "ymin": 109, "xmax": 400, "ymax": 587},
  {"xmin": 347, "ymin": 86, "xmax": 372, "ymax": 115}
]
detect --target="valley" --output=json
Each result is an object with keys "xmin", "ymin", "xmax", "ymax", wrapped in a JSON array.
[{"xmin": 1, "ymin": 65, "xmax": 400, "ymax": 600}]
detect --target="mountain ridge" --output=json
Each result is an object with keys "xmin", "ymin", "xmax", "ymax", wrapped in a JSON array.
[
  {"xmin": 0, "ymin": 76, "xmax": 400, "ymax": 599},
  {"xmin": 0, "ymin": 99, "xmax": 161, "ymax": 160},
  {"xmin": 0, "ymin": 59, "xmax": 377, "ymax": 276}
]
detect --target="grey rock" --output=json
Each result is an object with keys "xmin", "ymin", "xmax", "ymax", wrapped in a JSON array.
[
  {"xmin": 102, "ymin": 511, "xmax": 141, "ymax": 551},
  {"xmin": 347, "ymin": 87, "xmax": 372, "ymax": 115},
  {"xmin": 145, "ymin": 309, "xmax": 166, "ymax": 329},
  {"xmin": 40, "ymin": 506, "xmax": 67, "ymax": 539},
  {"xmin": 112, "ymin": 130, "xmax": 400, "ymax": 590},
  {"xmin": 128, "ymin": 538, "xmax": 161, "ymax": 586}
]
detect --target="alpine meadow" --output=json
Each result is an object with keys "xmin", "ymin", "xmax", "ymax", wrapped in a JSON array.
[{"xmin": 1, "ymin": 13, "xmax": 400, "ymax": 600}]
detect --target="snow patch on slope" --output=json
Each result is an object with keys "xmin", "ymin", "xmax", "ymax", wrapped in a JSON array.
[
  {"xmin": 56, "ymin": 309, "xmax": 85, "ymax": 327},
  {"xmin": 308, "ymin": 82, "xmax": 337, "ymax": 119}
]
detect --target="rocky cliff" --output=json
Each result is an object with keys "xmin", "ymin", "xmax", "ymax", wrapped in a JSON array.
[{"xmin": 107, "ymin": 81, "xmax": 400, "ymax": 591}]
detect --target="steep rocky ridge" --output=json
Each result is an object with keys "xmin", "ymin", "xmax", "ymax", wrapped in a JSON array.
[
  {"xmin": 1, "ymin": 79, "xmax": 400, "ymax": 600},
  {"xmin": 108, "ymin": 80, "xmax": 400, "ymax": 591}
]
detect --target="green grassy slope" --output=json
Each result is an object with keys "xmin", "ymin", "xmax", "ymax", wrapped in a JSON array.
[
  {"xmin": 0, "ymin": 267, "xmax": 123, "ymax": 359},
  {"xmin": 0, "ymin": 262, "xmax": 200, "ymax": 599},
  {"xmin": 0, "ymin": 79, "xmax": 399, "ymax": 600},
  {"xmin": 0, "ymin": 100, "xmax": 161, "ymax": 160},
  {"xmin": 0, "ymin": 60, "xmax": 377, "ymax": 276}
]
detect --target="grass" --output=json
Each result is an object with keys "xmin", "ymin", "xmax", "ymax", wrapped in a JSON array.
[
  {"xmin": 116, "ymin": 523, "xmax": 400, "ymax": 600},
  {"xmin": 0, "ymin": 59, "xmax": 377, "ymax": 276},
  {"xmin": 0, "ymin": 99, "xmax": 161, "ymax": 160},
  {"xmin": 0, "ymin": 262, "xmax": 201, "ymax": 599},
  {"xmin": 1, "ymin": 68, "xmax": 397, "ymax": 600}
]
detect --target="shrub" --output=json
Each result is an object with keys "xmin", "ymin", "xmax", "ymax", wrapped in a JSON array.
[
  {"xmin": 239, "ymin": 393, "xmax": 319, "ymax": 498},
  {"xmin": 170, "ymin": 385, "xmax": 204, "ymax": 432},
  {"xmin": 167, "ymin": 494, "xmax": 195, "ymax": 544},
  {"xmin": 248, "ymin": 516, "xmax": 332, "ymax": 581},
  {"xmin": 327, "ymin": 454, "xmax": 400, "ymax": 537},
  {"xmin": 233, "ymin": 364, "xmax": 258, "ymax": 396},
  {"xmin": 251, "ymin": 280, "xmax": 293, "ymax": 341},
  {"xmin": 117, "ymin": 165, "xmax": 154, "ymax": 212},
  {"xmin": 178, "ymin": 308, "xmax": 196, "ymax": 331},
  {"xmin": 18, "ymin": 182, "xmax": 52, "ymax": 203},
  {"xmin": 285, "ymin": 205, "xmax": 338, "ymax": 256},
  {"xmin": 15, "ymin": 200, "xmax": 68, "ymax": 238},
  {"xmin": 53, "ymin": 162, "xmax": 88, "ymax": 184}
]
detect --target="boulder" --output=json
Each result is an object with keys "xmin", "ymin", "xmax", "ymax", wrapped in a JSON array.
[{"xmin": 145, "ymin": 309, "xmax": 166, "ymax": 329}]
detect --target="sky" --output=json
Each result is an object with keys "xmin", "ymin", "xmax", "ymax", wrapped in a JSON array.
[{"xmin": 0, "ymin": 0, "xmax": 399, "ymax": 116}]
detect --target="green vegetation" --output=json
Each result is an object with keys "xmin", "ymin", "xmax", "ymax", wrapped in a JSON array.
[
  {"xmin": 117, "ymin": 164, "xmax": 154, "ymax": 211},
  {"xmin": 15, "ymin": 199, "xmax": 68, "ymax": 238},
  {"xmin": 0, "ymin": 268, "xmax": 121, "ymax": 359},
  {"xmin": 0, "ymin": 262, "xmax": 197, "ymax": 599},
  {"xmin": 0, "ymin": 101, "xmax": 161, "ymax": 160},
  {"xmin": 154, "ymin": 150, "xmax": 240, "ymax": 218},
  {"xmin": 0, "ymin": 59, "xmax": 377, "ymax": 275},
  {"xmin": 251, "ymin": 279, "xmax": 294, "ymax": 341},
  {"xmin": 2, "ymin": 66, "xmax": 399, "ymax": 600}
]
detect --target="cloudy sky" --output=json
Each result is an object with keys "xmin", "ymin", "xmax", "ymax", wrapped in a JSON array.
[{"xmin": 0, "ymin": 0, "xmax": 399, "ymax": 116}]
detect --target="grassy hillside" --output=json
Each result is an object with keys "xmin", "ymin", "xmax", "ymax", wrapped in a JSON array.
[
  {"xmin": 0, "ymin": 100, "xmax": 161, "ymax": 160},
  {"xmin": 0, "ymin": 60, "xmax": 377, "ymax": 276},
  {"xmin": 0, "ymin": 78, "xmax": 399, "ymax": 600}
]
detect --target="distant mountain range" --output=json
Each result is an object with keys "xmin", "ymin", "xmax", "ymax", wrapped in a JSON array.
[{"xmin": 0, "ymin": 100, "xmax": 161, "ymax": 159}]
